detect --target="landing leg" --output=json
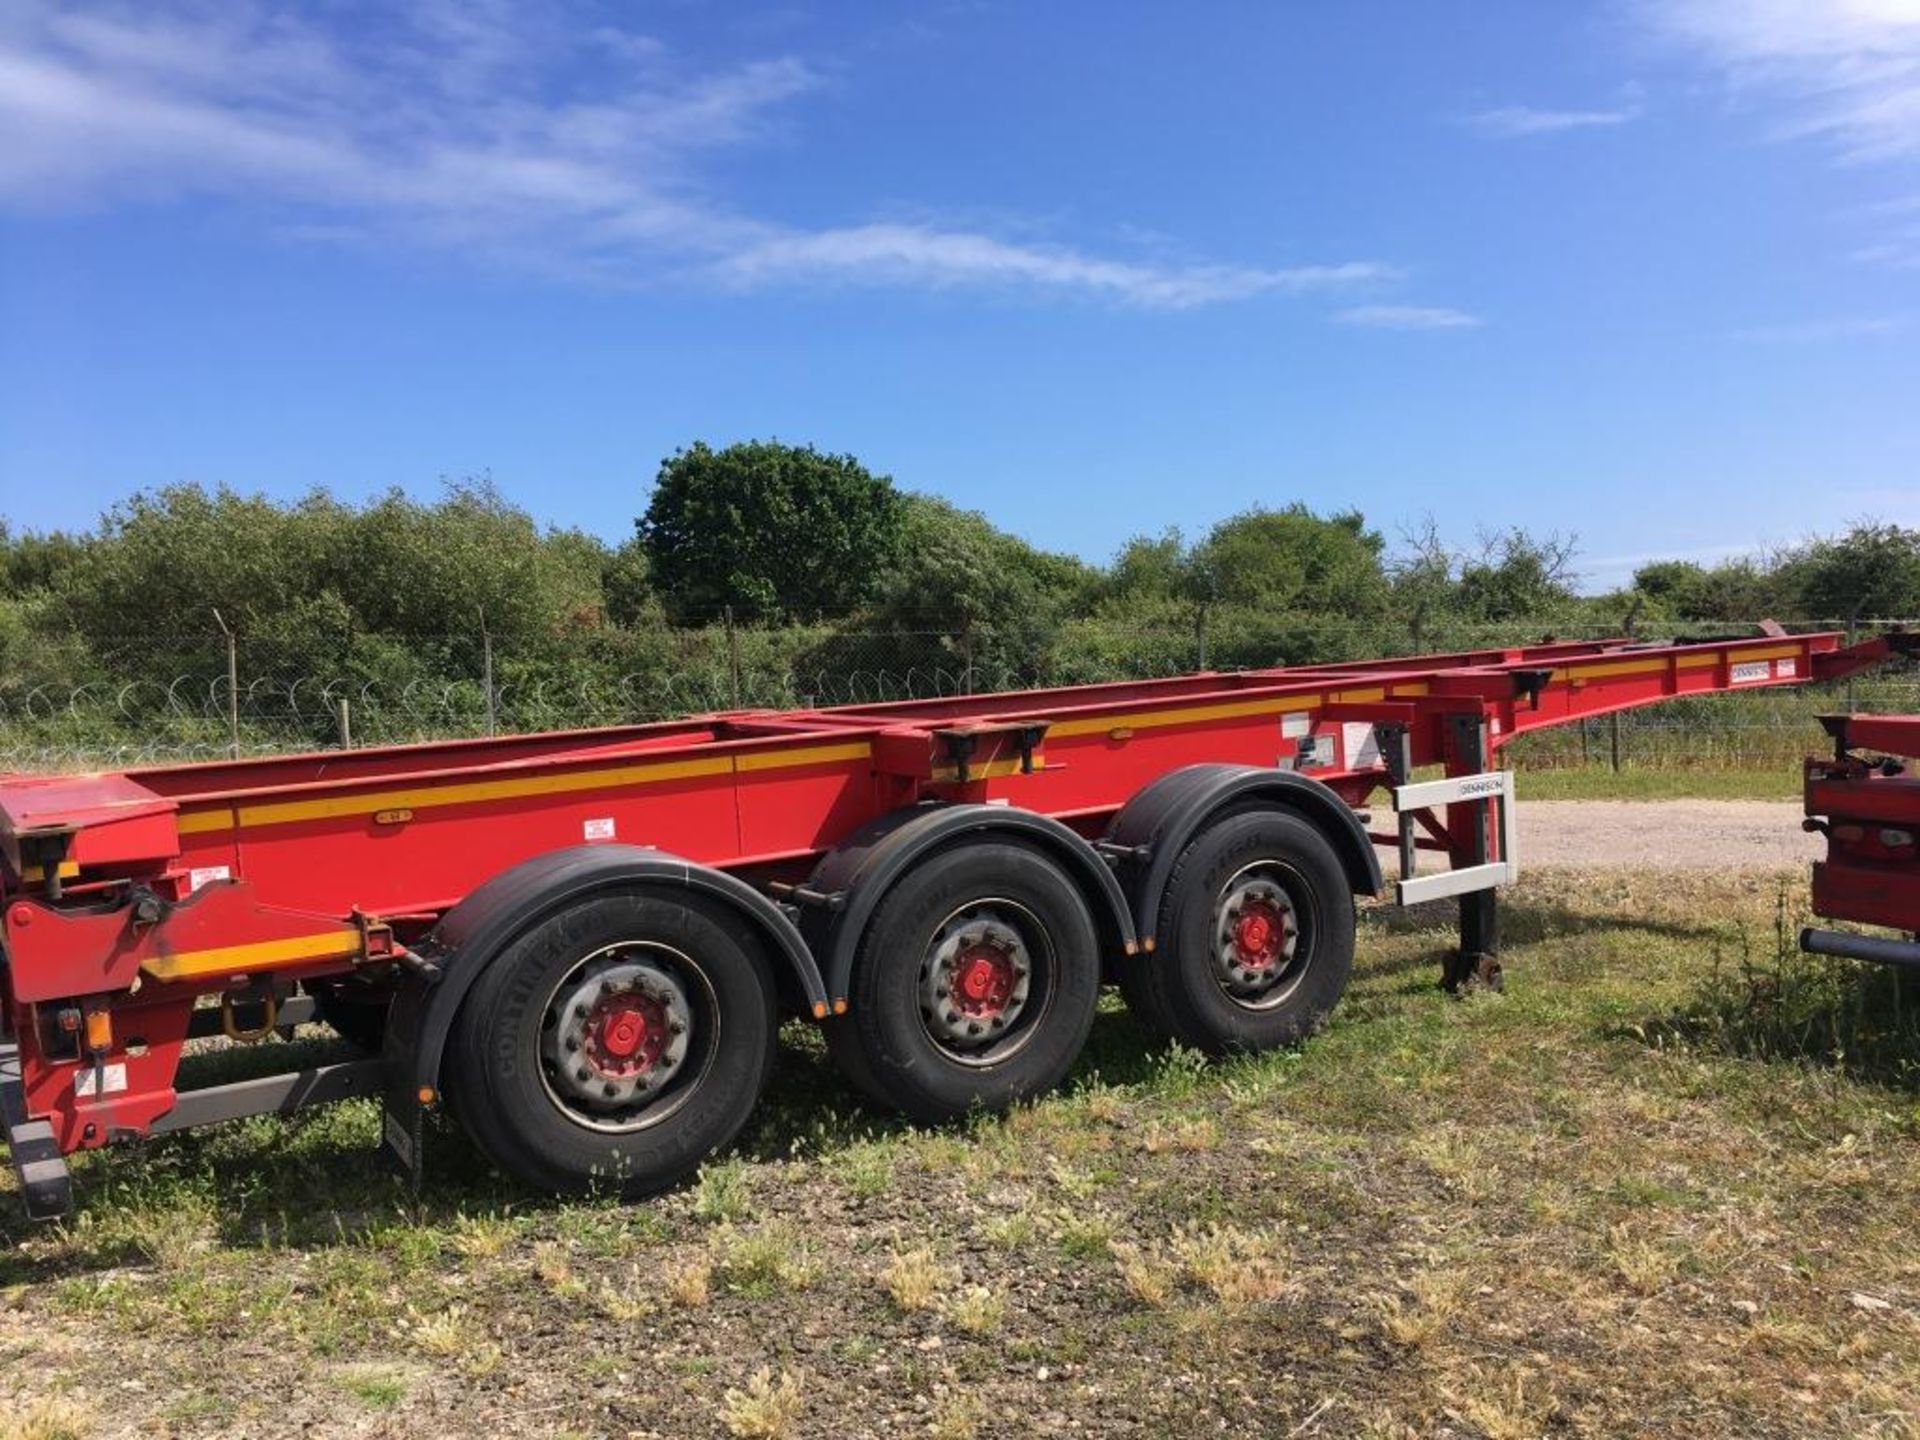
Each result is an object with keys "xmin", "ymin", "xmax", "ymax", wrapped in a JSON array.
[
  {"xmin": 1443, "ymin": 715, "xmax": 1503, "ymax": 994},
  {"xmin": 1447, "ymin": 888, "xmax": 1502, "ymax": 993}
]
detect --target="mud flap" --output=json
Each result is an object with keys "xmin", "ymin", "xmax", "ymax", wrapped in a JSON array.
[{"xmin": 379, "ymin": 985, "xmax": 429, "ymax": 1193}]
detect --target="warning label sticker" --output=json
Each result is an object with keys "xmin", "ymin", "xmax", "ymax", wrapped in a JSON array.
[
  {"xmin": 1286, "ymin": 733, "xmax": 1337, "ymax": 771},
  {"xmin": 583, "ymin": 817, "xmax": 616, "ymax": 842},
  {"xmin": 1342, "ymin": 722, "xmax": 1381, "ymax": 769},
  {"xmin": 1731, "ymin": 660, "xmax": 1771, "ymax": 684},
  {"xmin": 75, "ymin": 1063, "xmax": 128, "ymax": 1098}
]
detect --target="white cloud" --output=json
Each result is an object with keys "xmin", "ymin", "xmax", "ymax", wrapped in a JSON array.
[
  {"xmin": 0, "ymin": 1, "xmax": 1393, "ymax": 309},
  {"xmin": 1646, "ymin": 0, "xmax": 1920, "ymax": 160},
  {"xmin": 1728, "ymin": 315, "xmax": 1907, "ymax": 341},
  {"xmin": 1852, "ymin": 238, "xmax": 1920, "ymax": 268},
  {"xmin": 1465, "ymin": 103, "xmax": 1640, "ymax": 137},
  {"xmin": 1335, "ymin": 304, "xmax": 1484, "ymax": 331},
  {"xmin": 709, "ymin": 228, "xmax": 1398, "ymax": 306}
]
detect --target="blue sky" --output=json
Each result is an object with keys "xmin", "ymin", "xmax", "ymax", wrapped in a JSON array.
[{"xmin": 1, "ymin": 1, "xmax": 1917, "ymax": 592}]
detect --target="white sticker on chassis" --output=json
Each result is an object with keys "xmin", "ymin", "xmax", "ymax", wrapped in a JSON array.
[
  {"xmin": 1731, "ymin": 660, "xmax": 1771, "ymax": 684},
  {"xmin": 75, "ymin": 1063, "xmax": 128, "ymax": 1098},
  {"xmin": 584, "ymin": 817, "xmax": 616, "ymax": 842}
]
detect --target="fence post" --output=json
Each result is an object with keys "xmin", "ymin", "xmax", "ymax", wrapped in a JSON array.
[
  {"xmin": 1847, "ymin": 609, "xmax": 1860, "ymax": 715},
  {"xmin": 961, "ymin": 629, "xmax": 975, "ymax": 695},
  {"xmin": 213, "ymin": 609, "xmax": 240, "ymax": 760},
  {"xmin": 1196, "ymin": 604, "xmax": 1210, "ymax": 671},
  {"xmin": 338, "ymin": 697, "xmax": 352, "ymax": 750},
  {"xmin": 1609, "ymin": 710, "xmax": 1622, "ymax": 773},
  {"xmin": 725, "ymin": 606, "xmax": 742, "ymax": 709},
  {"xmin": 479, "ymin": 609, "xmax": 496, "ymax": 738}
]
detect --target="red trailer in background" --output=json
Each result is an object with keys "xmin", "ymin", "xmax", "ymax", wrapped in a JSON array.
[
  {"xmin": 1801, "ymin": 712, "xmax": 1920, "ymax": 970},
  {"xmin": 2, "ymin": 627, "xmax": 1911, "ymax": 1219}
]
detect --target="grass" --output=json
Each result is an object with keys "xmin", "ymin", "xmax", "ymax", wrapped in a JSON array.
[
  {"xmin": 4, "ymin": 866, "xmax": 1920, "ymax": 1436},
  {"xmin": 1509, "ymin": 762, "xmax": 1800, "ymax": 801},
  {"xmin": 720, "ymin": 1367, "xmax": 804, "ymax": 1440}
]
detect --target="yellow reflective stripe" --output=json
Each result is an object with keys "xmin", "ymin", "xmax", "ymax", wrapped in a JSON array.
[
  {"xmin": 1555, "ymin": 659, "xmax": 1663, "ymax": 682},
  {"xmin": 734, "ymin": 741, "xmax": 873, "ymax": 773},
  {"xmin": 174, "ymin": 742, "xmax": 874, "ymax": 837},
  {"xmin": 177, "ymin": 807, "xmax": 240, "ymax": 835},
  {"xmin": 18, "ymin": 860, "xmax": 81, "ymax": 883},
  {"xmin": 929, "ymin": 754, "xmax": 1038, "ymax": 783},
  {"xmin": 1050, "ymin": 694, "xmax": 1316, "ymax": 740},
  {"xmin": 140, "ymin": 931, "xmax": 362, "ymax": 982}
]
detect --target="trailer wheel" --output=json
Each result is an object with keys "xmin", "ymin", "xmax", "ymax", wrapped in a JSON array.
[
  {"xmin": 1121, "ymin": 809, "xmax": 1354, "ymax": 1055},
  {"xmin": 445, "ymin": 890, "xmax": 776, "ymax": 1197},
  {"xmin": 827, "ymin": 842, "xmax": 1100, "ymax": 1123}
]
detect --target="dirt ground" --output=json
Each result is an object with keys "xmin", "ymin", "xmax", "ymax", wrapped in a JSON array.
[{"xmin": 1386, "ymin": 798, "xmax": 1813, "ymax": 872}]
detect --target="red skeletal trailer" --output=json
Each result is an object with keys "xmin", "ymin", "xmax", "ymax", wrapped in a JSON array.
[
  {"xmin": 2, "ymin": 628, "xmax": 1908, "ymax": 1218},
  {"xmin": 1802, "ymin": 712, "xmax": 1920, "ymax": 969}
]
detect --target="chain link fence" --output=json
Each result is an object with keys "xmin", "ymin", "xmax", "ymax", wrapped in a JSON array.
[{"xmin": 1, "ymin": 614, "xmax": 1915, "ymax": 773}]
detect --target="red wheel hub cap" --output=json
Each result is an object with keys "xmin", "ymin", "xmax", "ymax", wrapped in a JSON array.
[
  {"xmin": 1232, "ymin": 901, "xmax": 1288, "ymax": 972},
  {"xmin": 951, "ymin": 945, "xmax": 1016, "ymax": 1019},
  {"xmin": 584, "ymin": 991, "xmax": 669, "ymax": 1077}
]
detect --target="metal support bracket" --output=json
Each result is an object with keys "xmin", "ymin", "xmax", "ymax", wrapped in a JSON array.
[{"xmin": 1390, "ymin": 769, "xmax": 1519, "ymax": 904}]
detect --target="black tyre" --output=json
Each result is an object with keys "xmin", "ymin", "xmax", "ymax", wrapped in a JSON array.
[
  {"xmin": 826, "ymin": 842, "xmax": 1101, "ymax": 1124},
  {"xmin": 1120, "ymin": 809, "xmax": 1354, "ymax": 1055},
  {"xmin": 445, "ymin": 890, "xmax": 776, "ymax": 1197}
]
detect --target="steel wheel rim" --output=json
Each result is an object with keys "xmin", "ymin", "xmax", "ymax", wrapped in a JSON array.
[
  {"xmin": 537, "ymin": 940, "xmax": 719, "ymax": 1134},
  {"xmin": 917, "ymin": 897, "xmax": 1054, "ymax": 1067},
  {"xmin": 1209, "ymin": 860, "xmax": 1314, "ymax": 1012}
]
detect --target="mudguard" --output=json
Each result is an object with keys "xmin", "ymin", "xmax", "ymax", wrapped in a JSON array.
[
  {"xmin": 1104, "ymin": 764, "xmax": 1382, "ymax": 947},
  {"xmin": 380, "ymin": 845, "xmax": 824, "ymax": 1188},
  {"xmin": 805, "ymin": 803, "xmax": 1138, "ymax": 1003}
]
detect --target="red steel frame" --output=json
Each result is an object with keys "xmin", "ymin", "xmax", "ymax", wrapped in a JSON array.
[
  {"xmin": 0, "ymin": 628, "xmax": 1905, "ymax": 1162},
  {"xmin": 1804, "ymin": 713, "xmax": 1920, "ymax": 940}
]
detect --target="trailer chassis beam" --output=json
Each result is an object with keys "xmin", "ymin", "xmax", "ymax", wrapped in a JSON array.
[{"xmin": 150, "ymin": 1056, "xmax": 385, "ymax": 1134}]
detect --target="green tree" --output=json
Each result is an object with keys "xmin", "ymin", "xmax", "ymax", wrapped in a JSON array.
[
  {"xmin": 1452, "ymin": 529, "xmax": 1579, "ymax": 622},
  {"xmin": 601, "ymin": 535, "xmax": 661, "ymax": 628},
  {"xmin": 1190, "ymin": 506, "xmax": 1389, "ymax": 615},
  {"xmin": 639, "ymin": 440, "xmax": 904, "ymax": 623},
  {"xmin": 1777, "ymin": 523, "xmax": 1920, "ymax": 621}
]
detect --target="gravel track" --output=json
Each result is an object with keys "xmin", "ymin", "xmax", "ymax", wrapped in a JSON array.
[
  {"xmin": 1379, "ymin": 798, "xmax": 1814, "ymax": 873},
  {"xmin": 1517, "ymin": 799, "xmax": 1812, "ymax": 870}
]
